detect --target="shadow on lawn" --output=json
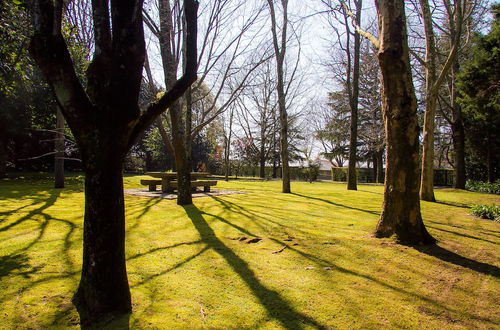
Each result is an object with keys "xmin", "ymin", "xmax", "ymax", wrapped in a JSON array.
[
  {"xmin": 414, "ymin": 244, "xmax": 500, "ymax": 279},
  {"xmin": 291, "ymin": 192, "xmax": 380, "ymax": 216},
  {"xmin": 183, "ymin": 204, "xmax": 327, "ymax": 330},
  {"xmin": 426, "ymin": 224, "xmax": 499, "ymax": 245},
  {"xmin": 0, "ymin": 189, "xmax": 61, "ymax": 233},
  {"xmin": 0, "ymin": 254, "xmax": 41, "ymax": 280},
  {"xmin": 434, "ymin": 200, "xmax": 469, "ymax": 209},
  {"xmin": 205, "ymin": 195, "xmax": 499, "ymax": 325}
]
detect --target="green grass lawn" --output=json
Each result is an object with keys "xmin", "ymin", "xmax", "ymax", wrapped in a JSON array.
[{"xmin": 0, "ymin": 174, "xmax": 499, "ymax": 329}]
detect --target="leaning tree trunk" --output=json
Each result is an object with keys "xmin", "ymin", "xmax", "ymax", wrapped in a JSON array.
[
  {"xmin": 73, "ymin": 144, "xmax": 131, "ymax": 323},
  {"xmin": 54, "ymin": 107, "xmax": 65, "ymax": 188},
  {"xmin": 419, "ymin": 0, "xmax": 438, "ymax": 202},
  {"xmin": 374, "ymin": 0, "xmax": 435, "ymax": 244}
]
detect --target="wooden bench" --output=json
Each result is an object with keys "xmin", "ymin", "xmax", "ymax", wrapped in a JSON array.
[
  {"xmin": 140, "ymin": 179, "xmax": 162, "ymax": 191},
  {"xmin": 169, "ymin": 180, "xmax": 217, "ymax": 192}
]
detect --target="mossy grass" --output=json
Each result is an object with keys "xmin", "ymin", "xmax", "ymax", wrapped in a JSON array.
[{"xmin": 0, "ymin": 173, "xmax": 499, "ymax": 328}]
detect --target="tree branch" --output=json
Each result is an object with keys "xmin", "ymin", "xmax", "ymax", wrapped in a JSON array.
[
  {"xmin": 341, "ymin": 1, "xmax": 379, "ymax": 49},
  {"xmin": 128, "ymin": 0, "xmax": 199, "ymax": 149}
]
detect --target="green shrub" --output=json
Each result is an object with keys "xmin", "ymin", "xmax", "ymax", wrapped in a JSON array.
[
  {"xmin": 470, "ymin": 204, "xmax": 500, "ymax": 221},
  {"xmin": 466, "ymin": 180, "xmax": 500, "ymax": 195},
  {"xmin": 298, "ymin": 161, "xmax": 320, "ymax": 182}
]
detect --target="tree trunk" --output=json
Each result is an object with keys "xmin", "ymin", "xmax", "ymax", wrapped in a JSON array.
[
  {"xmin": 73, "ymin": 153, "xmax": 131, "ymax": 324},
  {"xmin": 347, "ymin": 0, "xmax": 362, "ymax": 191},
  {"xmin": 158, "ymin": 0, "xmax": 192, "ymax": 204},
  {"xmin": 419, "ymin": 92, "xmax": 437, "ymax": 201},
  {"xmin": 224, "ymin": 106, "xmax": 234, "ymax": 181},
  {"xmin": 54, "ymin": 107, "xmax": 65, "ymax": 188},
  {"xmin": 450, "ymin": 61, "xmax": 466, "ymax": 189},
  {"xmin": 268, "ymin": 0, "xmax": 291, "ymax": 194},
  {"xmin": 374, "ymin": 0, "xmax": 435, "ymax": 245},
  {"xmin": 451, "ymin": 120, "xmax": 466, "ymax": 188},
  {"xmin": 372, "ymin": 153, "xmax": 378, "ymax": 183},
  {"xmin": 170, "ymin": 101, "xmax": 192, "ymax": 205},
  {"xmin": 419, "ymin": 0, "xmax": 437, "ymax": 202},
  {"xmin": 376, "ymin": 149, "xmax": 384, "ymax": 183}
]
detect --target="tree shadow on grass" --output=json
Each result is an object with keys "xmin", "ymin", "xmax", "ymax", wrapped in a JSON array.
[
  {"xmin": 426, "ymin": 224, "xmax": 499, "ymax": 245},
  {"xmin": 0, "ymin": 190, "xmax": 61, "ymax": 233},
  {"xmin": 291, "ymin": 192, "xmax": 380, "ymax": 216},
  {"xmin": 413, "ymin": 244, "xmax": 500, "ymax": 279},
  {"xmin": 0, "ymin": 254, "xmax": 41, "ymax": 280},
  {"xmin": 434, "ymin": 200, "xmax": 469, "ymax": 209},
  {"xmin": 183, "ymin": 204, "xmax": 327, "ymax": 330},
  {"xmin": 195, "ymin": 197, "xmax": 498, "ymax": 326}
]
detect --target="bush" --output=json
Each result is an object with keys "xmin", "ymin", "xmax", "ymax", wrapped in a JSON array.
[
  {"xmin": 298, "ymin": 161, "xmax": 320, "ymax": 182},
  {"xmin": 465, "ymin": 180, "xmax": 500, "ymax": 195},
  {"xmin": 470, "ymin": 204, "xmax": 500, "ymax": 221}
]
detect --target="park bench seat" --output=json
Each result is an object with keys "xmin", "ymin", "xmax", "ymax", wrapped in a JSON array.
[{"xmin": 140, "ymin": 179, "xmax": 162, "ymax": 191}]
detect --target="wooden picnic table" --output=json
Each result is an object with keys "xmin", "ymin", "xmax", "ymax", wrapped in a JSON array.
[{"xmin": 142, "ymin": 172, "xmax": 214, "ymax": 193}]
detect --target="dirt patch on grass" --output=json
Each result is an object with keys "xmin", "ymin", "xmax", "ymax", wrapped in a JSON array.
[{"xmin": 124, "ymin": 189, "xmax": 246, "ymax": 199}]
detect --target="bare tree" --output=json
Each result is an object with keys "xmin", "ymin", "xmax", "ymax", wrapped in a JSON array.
[
  {"xmin": 267, "ymin": 0, "xmax": 292, "ymax": 193},
  {"xmin": 234, "ymin": 62, "xmax": 279, "ymax": 178}
]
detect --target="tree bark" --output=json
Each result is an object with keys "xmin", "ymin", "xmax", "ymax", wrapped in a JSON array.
[
  {"xmin": 73, "ymin": 152, "xmax": 131, "ymax": 323},
  {"xmin": 54, "ymin": 107, "xmax": 65, "ymax": 188},
  {"xmin": 374, "ymin": 0, "xmax": 435, "ymax": 244},
  {"xmin": 376, "ymin": 149, "xmax": 384, "ymax": 183},
  {"xmin": 372, "ymin": 153, "xmax": 378, "ymax": 183},
  {"xmin": 450, "ymin": 61, "xmax": 466, "ymax": 189},
  {"xmin": 170, "ymin": 101, "xmax": 192, "ymax": 204}
]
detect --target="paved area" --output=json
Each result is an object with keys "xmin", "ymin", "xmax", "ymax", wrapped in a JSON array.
[{"xmin": 124, "ymin": 189, "xmax": 246, "ymax": 200}]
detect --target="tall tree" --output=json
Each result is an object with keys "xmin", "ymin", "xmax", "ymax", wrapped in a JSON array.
[
  {"xmin": 343, "ymin": 0, "xmax": 362, "ymax": 190},
  {"xmin": 27, "ymin": 0, "xmax": 198, "ymax": 324},
  {"xmin": 321, "ymin": 0, "xmax": 363, "ymax": 190},
  {"xmin": 418, "ymin": 0, "xmax": 473, "ymax": 201},
  {"xmin": 373, "ymin": 0, "xmax": 435, "ymax": 244},
  {"xmin": 268, "ymin": 0, "xmax": 292, "ymax": 193}
]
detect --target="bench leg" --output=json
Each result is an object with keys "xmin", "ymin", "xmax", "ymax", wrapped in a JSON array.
[
  {"xmin": 204, "ymin": 186, "xmax": 210, "ymax": 192},
  {"xmin": 148, "ymin": 185, "xmax": 156, "ymax": 192}
]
